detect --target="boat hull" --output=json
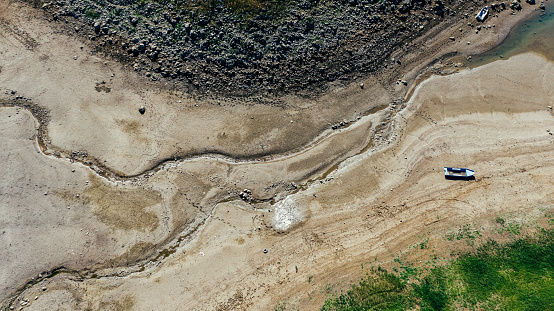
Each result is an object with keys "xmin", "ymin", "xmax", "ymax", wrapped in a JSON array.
[
  {"xmin": 476, "ymin": 6, "xmax": 489, "ymax": 22},
  {"xmin": 444, "ymin": 167, "xmax": 475, "ymax": 180}
]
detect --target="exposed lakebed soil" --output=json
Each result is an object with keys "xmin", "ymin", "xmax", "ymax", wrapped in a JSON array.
[{"xmin": 1, "ymin": 0, "xmax": 552, "ymax": 310}]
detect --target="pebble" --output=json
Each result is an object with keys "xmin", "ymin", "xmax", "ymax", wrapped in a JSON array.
[
  {"xmin": 263, "ymin": 248, "xmax": 268, "ymax": 253},
  {"xmin": 138, "ymin": 106, "xmax": 146, "ymax": 115}
]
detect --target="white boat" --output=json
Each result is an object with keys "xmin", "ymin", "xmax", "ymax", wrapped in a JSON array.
[
  {"xmin": 444, "ymin": 167, "xmax": 475, "ymax": 179},
  {"xmin": 476, "ymin": 6, "xmax": 489, "ymax": 22}
]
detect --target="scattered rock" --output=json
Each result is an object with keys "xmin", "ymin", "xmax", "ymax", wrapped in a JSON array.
[
  {"xmin": 239, "ymin": 189, "xmax": 253, "ymax": 201},
  {"xmin": 40, "ymin": 0, "xmax": 484, "ymax": 98},
  {"xmin": 510, "ymin": 0, "xmax": 522, "ymax": 10},
  {"xmin": 263, "ymin": 248, "xmax": 268, "ymax": 253},
  {"xmin": 138, "ymin": 106, "xmax": 146, "ymax": 115}
]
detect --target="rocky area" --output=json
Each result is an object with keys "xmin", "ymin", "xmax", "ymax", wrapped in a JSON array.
[{"xmin": 34, "ymin": 0, "xmax": 504, "ymax": 97}]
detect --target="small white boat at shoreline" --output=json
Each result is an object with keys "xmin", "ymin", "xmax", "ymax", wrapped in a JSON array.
[{"xmin": 476, "ymin": 6, "xmax": 489, "ymax": 22}]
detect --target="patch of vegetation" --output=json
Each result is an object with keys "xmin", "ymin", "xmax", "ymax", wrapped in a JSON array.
[
  {"xmin": 321, "ymin": 267, "xmax": 411, "ymax": 311},
  {"xmin": 445, "ymin": 224, "xmax": 482, "ymax": 245},
  {"xmin": 321, "ymin": 228, "xmax": 554, "ymax": 310},
  {"xmin": 144, "ymin": 0, "xmax": 292, "ymax": 20},
  {"xmin": 85, "ymin": 9, "xmax": 100, "ymax": 19},
  {"xmin": 419, "ymin": 237, "xmax": 430, "ymax": 249},
  {"xmin": 224, "ymin": 0, "xmax": 287, "ymax": 14},
  {"xmin": 274, "ymin": 301, "xmax": 287, "ymax": 311}
]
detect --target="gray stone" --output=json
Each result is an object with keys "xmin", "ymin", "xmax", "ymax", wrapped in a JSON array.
[{"xmin": 510, "ymin": 0, "xmax": 522, "ymax": 10}]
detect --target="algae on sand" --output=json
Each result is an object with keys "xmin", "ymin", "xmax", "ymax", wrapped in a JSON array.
[{"xmin": 83, "ymin": 174, "xmax": 162, "ymax": 232}]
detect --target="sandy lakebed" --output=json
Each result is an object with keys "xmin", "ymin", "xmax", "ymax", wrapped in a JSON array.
[{"xmin": 1, "ymin": 0, "xmax": 554, "ymax": 310}]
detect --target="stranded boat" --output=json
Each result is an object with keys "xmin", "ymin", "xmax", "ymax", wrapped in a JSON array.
[
  {"xmin": 444, "ymin": 167, "xmax": 475, "ymax": 179},
  {"xmin": 476, "ymin": 6, "xmax": 489, "ymax": 22}
]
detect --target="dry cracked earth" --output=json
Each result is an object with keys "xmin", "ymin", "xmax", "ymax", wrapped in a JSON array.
[{"xmin": 1, "ymin": 1, "xmax": 554, "ymax": 310}]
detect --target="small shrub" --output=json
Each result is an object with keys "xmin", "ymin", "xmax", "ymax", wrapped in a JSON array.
[{"xmin": 85, "ymin": 9, "xmax": 100, "ymax": 19}]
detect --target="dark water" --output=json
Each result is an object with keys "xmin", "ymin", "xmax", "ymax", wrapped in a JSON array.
[{"xmin": 468, "ymin": 3, "xmax": 554, "ymax": 67}]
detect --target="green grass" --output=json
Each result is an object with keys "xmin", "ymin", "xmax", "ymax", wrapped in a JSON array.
[
  {"xmin": 321, "ymin": 228, "xmax": 554, "ymax": 310},
  {"xmin": 85, "ymin": 9, "xmax": 100, "ymax": 19},
  {"xmin": 322, "ymin": 267, "xmax": 410, "ymax": 311}
]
